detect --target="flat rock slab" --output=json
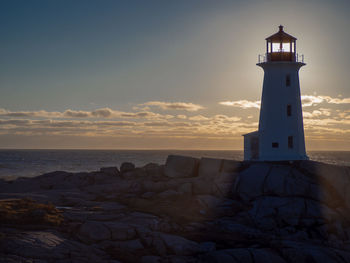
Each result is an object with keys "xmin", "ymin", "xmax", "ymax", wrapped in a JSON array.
[
  {"xmin": 201, "ymin": 248, "xmax": 286, "ymax": 263},
  {"xmin": 164, "ymin": 155, "xmax": 199, "ymax": 178},
  {"xmin": 78, "ymin": 221, "xmax": 111, "ymax": 243},
  {"xmin": 198, "ymin": 158, "xmax": 223, "ymax": 178},
  {"xmin": 0, "ymin": 230, "xmax": 103, "ymax": 261},
  {"xmin": 234, "ymin": 163, "xmax": 271, "ymax": 201}
]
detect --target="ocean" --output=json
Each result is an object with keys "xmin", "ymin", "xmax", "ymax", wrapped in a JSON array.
[{"xmin": 0, "ymin": 150, "xmax": 349, "ymax": 179}]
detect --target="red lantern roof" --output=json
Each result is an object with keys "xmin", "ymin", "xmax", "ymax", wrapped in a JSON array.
[{"xmin": 265, "ymin": 25, "xmax": 297, "ymax": 42}]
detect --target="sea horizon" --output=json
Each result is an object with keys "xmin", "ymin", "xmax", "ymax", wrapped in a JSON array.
[
  {"xmin": 1, "ymin": 149, "xmax": 349, "ymax": 180},
  {"xmin": 1, "ymin": 148, "xmax": 349, "ymax": 151}
]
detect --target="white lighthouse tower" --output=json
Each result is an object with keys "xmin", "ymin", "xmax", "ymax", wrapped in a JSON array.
[{"xmin": 243, "ymin": 26, "xmax": 308, "ymax": 161}]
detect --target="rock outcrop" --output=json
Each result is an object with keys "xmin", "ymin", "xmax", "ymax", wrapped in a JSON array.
[{"xmin": 0, "ymin": 155, "xmax": 350, "ymax": 262}]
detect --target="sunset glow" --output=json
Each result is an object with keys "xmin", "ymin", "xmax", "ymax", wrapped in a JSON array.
[{"xmin": 1, "ymin": 0, "xmax": 349, "ymax": 150}]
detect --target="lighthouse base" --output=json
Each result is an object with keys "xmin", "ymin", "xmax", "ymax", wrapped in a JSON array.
[
  {"xmin": 243, "ymin": 130, "xmax": 309, "ymax": 161},
  {"xmin": 258, "ymin": 154, "xmax": 309, "ymax": 162}
]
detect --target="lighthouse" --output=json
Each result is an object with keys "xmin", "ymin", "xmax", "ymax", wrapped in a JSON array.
[{"xmin": 243, "ymin": 26, "xmax": 308, "ymax": 161}]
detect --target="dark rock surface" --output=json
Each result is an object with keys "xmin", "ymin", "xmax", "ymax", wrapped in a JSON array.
[
  {"xmin": 120, "ymin": 162, "xmax": 136, "ymax": 173},
  {"xmin": 1, "ymin": 155, "xmax": 350, "ymax": 262}
]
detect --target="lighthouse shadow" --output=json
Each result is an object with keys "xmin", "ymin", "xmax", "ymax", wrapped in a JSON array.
[{"xmin": 190, "ymin": 159, "xmax": 350, "ymax": 259}]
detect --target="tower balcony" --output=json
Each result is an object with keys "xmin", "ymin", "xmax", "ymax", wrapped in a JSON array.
[{"xmin": 258, "ymin": 53, "xmax": 304, "ymax": 63}]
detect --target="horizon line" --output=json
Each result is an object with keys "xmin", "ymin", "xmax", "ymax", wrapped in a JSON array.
[{"xmin": 0, "ymin": 148, "xmax": 349, "ymax": 152}]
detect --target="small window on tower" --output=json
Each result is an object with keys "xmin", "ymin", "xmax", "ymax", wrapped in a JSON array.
[
  {"xmin": 287, "ymin": 105, "xmax": 292, "ymax": 116},
  {"xmin": 272, "ymin": 142, "xmax": 279, "ymax": 148},
  {"xmin": 288, "ymin": 136, "xmax": 294, "ymax": 149},
  {"xmin": 286, "ymin": 75, "xmax": 291, "ymax": 86}
]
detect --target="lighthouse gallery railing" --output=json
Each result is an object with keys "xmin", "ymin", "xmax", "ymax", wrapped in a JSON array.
[{"xmin": 258, "ymin": 53, "xmax": 304, "ymax": 63}]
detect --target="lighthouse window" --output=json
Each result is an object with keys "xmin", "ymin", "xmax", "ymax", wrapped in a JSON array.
[
  {"xmin": 288, "ymin": 136, "xmax": 294, "ymax": 149},
  {"xmin": 272, "ymin": 142, "xmax": 279, "ymax": 148},
  {"xmin": 287, "ymin": 105, "xmax": 292, "ymax": 116},
  {"xmin": 286, "ymin": 75, "xmax": 291, "ymax": 86}
]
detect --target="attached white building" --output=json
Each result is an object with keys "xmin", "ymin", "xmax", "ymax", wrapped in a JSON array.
[{"xmin": 243, "ymin": 26, "xmax": 308, "ymax": 161}]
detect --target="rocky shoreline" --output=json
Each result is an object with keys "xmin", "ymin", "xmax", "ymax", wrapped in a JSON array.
[{"xmin": 1, "ymin": 155, "xmax": 350, "ymax": 262}]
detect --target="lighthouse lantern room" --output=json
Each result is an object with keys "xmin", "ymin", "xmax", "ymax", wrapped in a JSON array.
[
  {"xmin": 266, "ymin": 25, "xmax": 297, "ymax": 62},
  {"xmin": 243, "ymin": 26, "xmax": 308, "ymax": 161}
]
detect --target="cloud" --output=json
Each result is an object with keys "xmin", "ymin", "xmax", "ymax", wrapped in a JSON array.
[
  {"xmin": 213, "ymin": 115, "xmax": 242, "ymax": 122},
  {"xmin": 0, "ymin": 107, "xmax": 170, "ymax": 120},
  {"xmin": 301, "ymin": 95, "xmax": 325, "ymax": 107},
  {"xmin": 1, "ymin": 114, "xmax": 348, "ymax": 143},
  {"xmin": 188, "ymin": 115, "xmax": 209, "ymax": 121},
  {"xmin": 0, "ymin": 95, "xmax": 348, "ymax": 144},
  {"xmin": 326, "ymin": 97, "xmax": 350, "ymax": 104},
  {"xmin": 91, "ymin": 108, "xmax": 114, "ymax": 118},
  {"xmin": 337, "ymin": 110, "xmax": 350, "ymax": 119},
  {"xmin": 0, "ymin": 119, "xmax": 137, "ymax": 128},
  {"xmin": 219, "ymin": 95, "xmax": 350, "ymax": 109},
  {"xmin": 119, "ymin": 111, "xmax": 169, "ymax": 119},
  {"xmin": 0, "ymin": 115, "xmax": 259, "ymax": 139},
  {"xmin": 0, "ymin": 119, "xmax": 31, "ymax": 125},
  {"xmin": 176, "ymin": 115, "xmax": 187, "ymax": 119},
  {"xmin": 303, "ymin": 108, "xmax": 331, "ymax": 118},
  {"xmin": 141, "ymin": 101, "xmax": 204, "ymax": 111},
  {"xmin": 63, "ymin": 110, "xmax": 90, "ymax": 118},
  {"xmin": 219, "ymin": 100, "xmax": 261, "ymax": 109},
  {"xmin": 304, "ymin": 118, "xmax": 350, "ymax": 126},
  {"xmin": 0, "ymin": 109, "xmax": 62, "ymax": 118},
  {"xmin": 301, "ymin": 95, "xmax": 350, "ymax": 107},
  {"xmin": 63, "ymin": 108, "xmax": 150, "ymax": 119},
  {"xmin": 97, "ymin": 121, "xmax": 136, "ymax": 126}
]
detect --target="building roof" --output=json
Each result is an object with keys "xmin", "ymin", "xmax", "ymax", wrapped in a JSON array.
[
  {"xmin": 242, "ymin": 130, "xmax": 259, "ymax": 137},
  {"xmin": 266, "ymin": 25, "xmax": 297, "ymax": 42}
]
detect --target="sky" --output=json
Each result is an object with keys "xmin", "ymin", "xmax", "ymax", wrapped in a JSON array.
[{"xmin": 1, "ymin": 0, "xmax": 350, "ymax": 150}]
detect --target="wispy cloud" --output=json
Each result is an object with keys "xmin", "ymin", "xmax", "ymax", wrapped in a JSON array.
[
  {"xmin": 0, "ymin": 109, "xmax": 62, "ymax": 118},
  {"xmin": 219, "ymin": 95, "xmax": 350, "ymax": 111},
  {"xmin": 301, "ymin": 95, "xmax": 325, "ymax": 107},
  {"xmin": 0, "ymin": 103, "xmax": 205, "ymax": 120},
  {"xmin": 213, "ymin": 115, "xmax": 242, "ymax": 122},
  {"xmin": 140, "ymin": 101, "xmax": 204, "ymax": 111},
  {"xmin": 176, "ymin": 115, "xmax": 187, "ymax": 119},
  {"xmin": 0, "ymin": 95, "xmax": 349, "ymax": 147},
  {"xmin": 303, "ymin": 108, "xmax": 331, "ymax": 118},
  {"xmin": 64, "ymin": 108, "xmax": 166, "ymax": 119},
  {"xmin": 0, "ymin": 114, "xmax": 255, "ymax": 138},
  {"xmin": 220, "ymin": 95, "xmax": 350, "ymax": 109},
  {"xmin": 63, "ymin": 110, "xmax": 90, "ymax": 118},
  {"xmin": 301, "ymin": 95, "xmax": 350, "ymax": 107},
  {"xmin": 219, "ymin": 100, "xmax": 261, "ymax": 109},
  {"xmin": 304, "ymin": 118, "xmax": 350, "ymax": 126},
  {"xmin": 337, "ymin": 110, "xmax": 350, "ymax": 119},
  {"xmin": 0, "ymin": 108, "xmax": 168, "ymax": 120},
  {"xmin": 188, "ymin": 115, "xmax": 209, "ymax": 121}
]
